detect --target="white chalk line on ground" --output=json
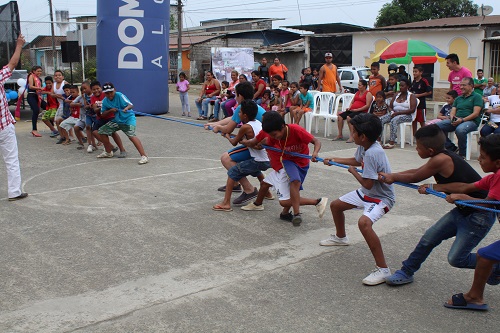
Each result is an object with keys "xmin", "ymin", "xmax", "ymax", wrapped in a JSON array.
[
  {"xmin": 26, "ymin": 166, "xmax": 224, "ymax": 197},
  {"xmin": 0, "ymin": 213, "xmax": 430, "ymax": 333},
  {"xmin": 0, "ymin": 157, "xmax": 221, "ymax": 202}
]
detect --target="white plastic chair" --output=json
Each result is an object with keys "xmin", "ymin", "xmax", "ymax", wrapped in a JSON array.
[
  {"xmin": 447, "ymin": 112, "xmax": 488, "ymax": 160},
  {"xmin": 383, "ymin": 98, "xmax": 420, "ymax": 148},
  {"xmin": 306, "ymin": 92, "xmax": 336, "ymax": 135},
  {"xmin": 327, "ymin": 93, "xmax": 354, "ymax": 137}
]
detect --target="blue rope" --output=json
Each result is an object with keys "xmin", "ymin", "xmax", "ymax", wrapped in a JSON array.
[{"xmin": 132, "ymin": 111, "xmax": 500, "ymax": 214}]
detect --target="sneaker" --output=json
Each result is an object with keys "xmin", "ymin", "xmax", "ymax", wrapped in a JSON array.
[
  {"xmin": 385, "ymin": 269, "xmax": 414, "ymax": 286},
  {"xmin": 316, "ymin": 197, "xmax": 329, "ymax": 218},
  {"xmin": 279, "ymin": 212, "xmax": 293, "ymax": 222},
  {"xmin": 362, "ymin": 267, "xmax": 392, "ymax": 286},
  {"xmin": 76, "ymin": 143, "xmax": 84, "ymax": 150},
  {"xmin": 112, "ymin": 146, "xmax": 119, "ymax": 153},
  {"xmin": 97, "ymin": 151, "xmax": 113, "ymax": 158},
  {"xmin": 319, "ymin": 234, "xmax": 350, "ymax": 246},
  {"xmin": 50, "ymin": 131, "xmax": 59, "ymax": 138},
  {"xmin": 292, "ymin": 214, "xmax": 302, "ymax": 227},
  {"xmin": 138, "ymin": 155, "xmax": 149, "ymax": 164},
  {"xmin": 232, "ymin": 187, "xmax": 258, "ymax": 205},
  {"xmin": 56, "ymin": 138, "xmax": 65, "ymax": 144},
  {"xmin": 241, "ymin": 202, "xmax": 264, "ymax": 211},
  {"xmin": 118, "ymin": 151, "xmax": 128, "ymax": 158},
  {"xmin": 87, "ymin": 145, "xmax": 96, "ymax": 153},
  {"xmin": 218, "ymin": 184, "xmax": 242, "ymax": 192},
  {"xmin": 8, "ymin": 192, "xmax": 28, "ymax": 201},
  {"xmin": 82, "ymin": 137, "xmax": 87, "ymax": 143}
]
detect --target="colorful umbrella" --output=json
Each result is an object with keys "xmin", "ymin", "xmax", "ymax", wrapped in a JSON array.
[{"xmin": 372, "ymin": 39, "xmax": 448, "ymax": 64}]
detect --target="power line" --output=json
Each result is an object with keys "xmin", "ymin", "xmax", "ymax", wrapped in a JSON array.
[{"xmin": 296, "ymin": 0, "xmax": 303, "ymax": 26}]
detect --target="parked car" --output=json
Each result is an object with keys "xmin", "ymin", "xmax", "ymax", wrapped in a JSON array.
[{"xmin": 337, "ymin": 66, "xmax": 370, "ymax": 93}]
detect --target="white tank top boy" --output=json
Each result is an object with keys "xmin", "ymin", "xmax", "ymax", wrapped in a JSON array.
[{"xmin": 247, "ymin": 120, "xmax": 269, "ymax": 162}]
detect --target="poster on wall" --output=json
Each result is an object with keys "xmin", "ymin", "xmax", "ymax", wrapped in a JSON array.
[{"xmin": 211, "ymin": 47, "xmax": 254, "ymax": 82}]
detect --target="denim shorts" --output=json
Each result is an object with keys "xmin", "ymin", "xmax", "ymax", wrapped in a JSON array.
[
  {"xmin": 86, "ymin": 115, "xmax": 96, "ymax": 127},
  {"xmin": 227, "ymin": 158, "xmax": 270, "ymax": 181},
  {"xmin": 228, "ymin": 145, "xmax": 252, "ymax": 162}
]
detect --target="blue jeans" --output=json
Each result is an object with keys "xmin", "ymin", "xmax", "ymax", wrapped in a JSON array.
[
  {"xmin": 437, "ymin": 119, "xmax": 478, "ymax": 156},
  {"xmin": 401, "ymin": 207, "xmax": 495, "ymax": 276},
  {"xmin": 214, "ymin": 99, "xmax": 224, "ymax": 119},
  {"xmin": 480, "ymin": 122, "xmax": 500, "ymax": 137},
  {"xmin": 195, "ymin": 96, "xmax": 217, "ymax": 117}
]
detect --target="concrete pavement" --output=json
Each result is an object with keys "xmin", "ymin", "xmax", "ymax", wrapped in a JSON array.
[{"xmin": 0, "ymin": 87, "xmax": 498, "ymax": 332}]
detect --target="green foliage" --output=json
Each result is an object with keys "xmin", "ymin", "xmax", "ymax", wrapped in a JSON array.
[
  {"xmin": 170, "ymin": 14, "xmax": 177, "ymax": 30},
  {"xmin": 61, "ymin": 57, "xmax": 97, "ymax": 83},
  {"xmin": 375, "ymin": 0, "xmax": 478, "ymax": 27}
]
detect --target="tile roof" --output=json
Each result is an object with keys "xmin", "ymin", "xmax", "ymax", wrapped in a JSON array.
[{"xmin": 375, "ymin": 15, "xmax": 500, "ymax": 30}]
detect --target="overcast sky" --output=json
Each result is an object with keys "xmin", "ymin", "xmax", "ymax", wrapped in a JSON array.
[{"xmin": 13, "ymin": 0, "xmax": 500, "ymax": 40}]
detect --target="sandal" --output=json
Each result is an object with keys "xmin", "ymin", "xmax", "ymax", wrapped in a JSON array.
[
  {"xmin": 212, "ymin": 204, "xmax": 232, "ymax": 212},
  {"xmin": 443, "ymin": 293, "xmax": 489, "ymax": 311},
  {"xmin": 332, "ymin": 137, "xmax": 344, "ymax": 141},
  {"xmin": 383, "ymin": 143, "xmax": 395, "ymax": 149}
]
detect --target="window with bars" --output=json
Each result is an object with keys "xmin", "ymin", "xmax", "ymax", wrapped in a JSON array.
[{"xmin": 490, "ymin": 42, "xmax": 500, "ymax": 83}]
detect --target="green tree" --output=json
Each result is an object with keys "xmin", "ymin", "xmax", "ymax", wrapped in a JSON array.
[
  {"xmin": 170, "ymin": 13, "xmax": 177, "ymax": 30},
  {"xmin": 375, "ymin": 0, "xmax": 478, "ymax": 27}
]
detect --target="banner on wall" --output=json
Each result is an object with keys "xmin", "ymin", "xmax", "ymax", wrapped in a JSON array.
[
  {"xmin": 97, "ymin": 0, "xmax": 169, "ymax": 114},
  {"xmin": 211, "ymin": 48, "xmax": 254, "ymax": 82}
]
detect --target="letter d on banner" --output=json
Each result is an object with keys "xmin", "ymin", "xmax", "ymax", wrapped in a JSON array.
[{"xmin": 97, "ymin": 0, "xmax": 169, "ymax": 114}]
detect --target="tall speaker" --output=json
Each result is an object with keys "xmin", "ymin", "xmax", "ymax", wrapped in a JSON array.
[{"xmin": 61, "ymin": 41, "xmax": 79, "ymax": 63}]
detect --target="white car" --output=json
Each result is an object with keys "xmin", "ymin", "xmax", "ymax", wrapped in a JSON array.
[{"xmin": 337, "ymin": 66, "xmax": 370, "ymax": 93}]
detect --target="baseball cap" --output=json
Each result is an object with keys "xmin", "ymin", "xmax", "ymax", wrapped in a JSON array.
[
  {"xmin": 325, "ymin": 52, "xmax": 333, "ymax": 57},
  {"xmin": 102, "ymin": 82, "xmax": 115, "ymax": 92}
]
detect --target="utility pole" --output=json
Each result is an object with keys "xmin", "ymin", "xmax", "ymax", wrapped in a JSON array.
[
  {"xmin": 177, "ymin": 0, "xmax": 183, "ymax": 76},
  {"xmin": 48, "ymin": 0, "xmax": 57, "ymax": 72}
]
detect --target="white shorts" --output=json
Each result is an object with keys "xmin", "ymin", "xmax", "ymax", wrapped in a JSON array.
[
  {"xmin": 55, "ymin": 105, "xmax": 64, "ymax": 119},
  {"xmin": 339, "ymin": 189, "xmax": 390, "ymax": 223},
  {"xmin": 263, "ymin": 169, "xmax": 290, "ymax": 201},
  {"xmin": 60, "ymin": 116, "xmax": 78, "ymax": 131},
  {"xmin": 75, "ymin": 120, "xmax": 86, "ymax": 129}
]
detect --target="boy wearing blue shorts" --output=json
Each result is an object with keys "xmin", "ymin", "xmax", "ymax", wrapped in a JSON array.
[
  {"xmin": 432, "ymin": 134, "xmax": 500, "ymax": 311},
  {"xmin": 378, "ymin": 125, "xmax": 495, "ymax": 287},
  {"xmin": 207, "ymin": 82, "xmax": 272, "ymax": 204},
  {"xmin": 321, "ymin": 113, "xmax": 395, "ymax": 285},
  {"xmin": 241, "ymin": 111, "xmax": 328, "ymax": 227},
  {"xmin": 97, "ymin": 82, "xmax": 148, "ymax": 165},
  {"xmin": 213, "ymin": 100, "xmax": 271, "ymax": 212}
]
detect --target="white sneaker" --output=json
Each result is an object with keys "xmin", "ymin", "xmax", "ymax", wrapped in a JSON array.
[
  {"xmin": 319, "ymin": 234, "xmax": 349, "ymax": 246},
  {"xmin": 241, "ymin": 202, "xmax": 264, "ymax": 211},
  {"xmin": 87, "ymin": 145, "xmax": 96, "ymax": 153},
  {"xmin": 316, "ymin": 197, "xmax": 329, "ymax": 218},
  {"xmin": 97, "ymin": 151, "xmax": 113, "ymax": 158},
  {"xmin": 362, "ymin": 267, "xmax": 392, "ymax": 286},
  {"xmin": 138, "ymin": 155, "xmax": 149, "ymax": 164}
]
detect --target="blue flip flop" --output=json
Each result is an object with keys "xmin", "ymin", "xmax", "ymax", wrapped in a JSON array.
[{"xmin": 443, "ymin": 293, "xmax": 489, "ymax": 311}]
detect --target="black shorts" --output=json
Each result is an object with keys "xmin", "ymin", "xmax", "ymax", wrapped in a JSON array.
[
  {"xmin": 339, "ymin": 110, "xmax": 361, "ymax": 120},
  {"xmin": 92, "ymin": 118, "xmax": 112, "ymax": 132}
]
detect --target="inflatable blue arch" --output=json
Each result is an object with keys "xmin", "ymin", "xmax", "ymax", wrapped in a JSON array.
[{"xmin": 97, "ymin": 0, "xmax": 169, "ymax": 114}]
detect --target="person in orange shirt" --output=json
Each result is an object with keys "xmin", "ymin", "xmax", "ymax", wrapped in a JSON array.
[
  {"xmin": 319, "ymin": 52, "xmax": 343, "ymax": 93},
  {"xmin": 268, "ymin": 57, "xmax": 288, "ymax": 81},
  {"xmin": 368, "ymin": 62, "xmax": 386, "ymax": 96}
]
